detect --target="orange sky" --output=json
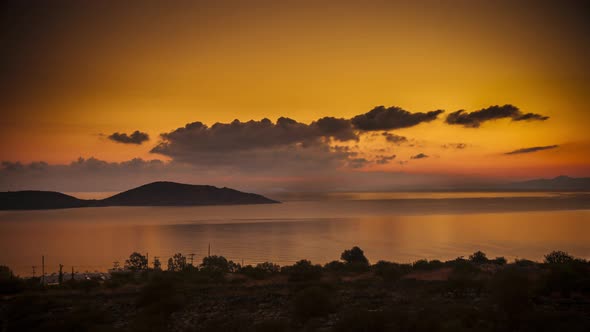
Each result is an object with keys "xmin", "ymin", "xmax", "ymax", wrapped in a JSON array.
[{"xmin": 1, "ymin": 1, "xmax": 589, "ymax": 187}]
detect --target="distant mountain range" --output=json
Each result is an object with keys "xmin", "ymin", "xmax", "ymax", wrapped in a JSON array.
[
  {"xmin": 0, "ymin": 181, "xmax": 280, "ymax": 210},
  {"xmin": 500, "ymin": 176, "xmax": 590, "ymax": 191}
]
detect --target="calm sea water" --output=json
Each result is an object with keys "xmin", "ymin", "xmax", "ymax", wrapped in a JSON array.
[{"xmin": 1, "ymin": 192, "xmax": 589, "ymax": 276}]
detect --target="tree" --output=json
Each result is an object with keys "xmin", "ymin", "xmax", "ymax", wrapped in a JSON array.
[
  {"xmin": 167, "ymin": 253, "xmax": 187, "ymax": 272},
  {"xmin": 153, "ymin": 257, "xmax": 162, "ymax": 270},
  {"xmin": 125, "ymin": 252, "xmax": 148, "ymax": 271},
  {"xmin": 285, "ymin": 260, "xmax": 322, "ymax": 282},
  {"xmin": 544, "ymin": 250, "xmax": 574, "ymax": 265},
  {"xmin": 469, "ymin": 251, "xmax": 489, "ymax": 264},
  {"xmin": 0, "ymin": 265, "xmax": 23, "ymax": 294},
  {"xmin": 201, "ymin": 255, "xmax": 238, "ymax": 273},
  {"xmin": 340, "ymin": 246, "xmax": 369, "ymax": 265},
  {"xmin": 256, "ymin": 262, "xmax": 280, "ymax": 274},
  {"xmin": 0, "ymin": 265, "xmax": 14, "ymax": 280}
]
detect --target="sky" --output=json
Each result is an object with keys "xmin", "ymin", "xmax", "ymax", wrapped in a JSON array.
[{"xmin": 1, "ymin": 0, "xmax": 589, "ymax": 193}]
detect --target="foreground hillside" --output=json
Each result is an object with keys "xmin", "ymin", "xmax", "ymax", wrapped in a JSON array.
[
  {"xmin": 0, "ymin": 182, "xmax": 279, "ymax": 210},
  {"xmin": 1, "ymin": 248, "xmax": 589, "ymax": 332}
]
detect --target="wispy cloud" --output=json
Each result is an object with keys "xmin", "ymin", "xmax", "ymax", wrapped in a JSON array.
[
  {"xmin": 411, "ymin": 153, "xmax": 428, "ymax": 159},
  {"xmin": 504, "ymin": 145, "xmax": 559, "ymax": 155},
  {"xmin": 446, "ymin": 104, "xmax": 548, "ymax": 128}
]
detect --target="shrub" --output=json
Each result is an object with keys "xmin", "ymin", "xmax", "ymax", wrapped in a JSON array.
[
  {"xmin": 492, "ymin": 257, "xmax": 507, "ymax": 265},
  {"xmin": 514, "ymin": 258, "xmax": 536, "ymax": 267},
  {"xmin": 256, "ymin": 262, "xmax": 280, "ymax": 274},
  {"xmin": 284, "ymin": 260, "xmax": 322, "ymax": 282},
  {"xmin": 412, "ymin": 259, "xmax": 443, "ymax": 271},
  {"xmin": 324, "ymin": 260, "xmax": 346, "ymax": 272},
  {"xmin": 372, "ymin": 261, "xmax": 411, "ymax": 281},
  {"xmin": 201, "ymin": 255, "xmax": 239, "ymax": 273},
  {"xmin": 0, "ymin": 265, "xmax": 24, "ymax": 294},
  {"xmin": 544, "ymin": 250, "xmax": 574, "ymax": 265},
  {"xmin": 341, "ymin": 246, "xmax": 369, "ymax": 265},
  {"xmin": 239, "ymin": 262, "xmax": 279, "ymax": 280},
  {"xmin": 469, "ymin": 251, "xmax": 489, "ymax": 264},
  {"xmin": 292, "ymin": 286, "xmax": 335, "ymax": 321}
]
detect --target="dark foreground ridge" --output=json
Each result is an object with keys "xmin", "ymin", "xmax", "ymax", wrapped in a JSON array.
[
  {"xmin": 1, "ymin": 248, "xmax": 589, "ymax": 331},
  {"xmin": 0, "ymin": 181, "xmax": 279, "ymax": 210}
]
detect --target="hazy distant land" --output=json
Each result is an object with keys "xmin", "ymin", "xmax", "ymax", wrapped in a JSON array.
[{"xmin": 0, "ymin": 181, "xmax": 279, "ymax": 210}]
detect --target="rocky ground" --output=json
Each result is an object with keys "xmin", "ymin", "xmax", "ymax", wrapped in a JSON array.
[{"xmin": 2, "ymin": 252, "xmax": 590, "ymax": 331}]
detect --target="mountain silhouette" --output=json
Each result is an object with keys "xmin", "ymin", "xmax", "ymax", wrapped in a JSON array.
[
  {"xmin": 0, "ymin": 182, "xmax": 279, "ymax": 210},
  {"xmin": 0, "ymin": 191, "xmax": 89, "ymax": 210},
  {"xmin": 503, "ymin": 176, "xmax": 590, "ymax": 191}
]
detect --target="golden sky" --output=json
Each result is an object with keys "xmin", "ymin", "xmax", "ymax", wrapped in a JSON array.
[{"xmin": 1, "ymin": 1, "xmax": 589, "ymax": 191}]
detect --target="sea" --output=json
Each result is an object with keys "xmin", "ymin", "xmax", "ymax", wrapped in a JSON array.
[{"xmin": 1, "ymin": 191, "xmax": 589, "ymax": 276}]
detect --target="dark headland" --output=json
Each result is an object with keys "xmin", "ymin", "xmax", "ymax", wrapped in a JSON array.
[{"xmin": 0, "ymin": 181, "xmax": 279, "ymax": 210}]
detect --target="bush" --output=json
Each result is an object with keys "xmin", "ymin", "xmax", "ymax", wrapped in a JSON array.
[
  {"xmin": 239, "ymin": 262, "xmax": 280, "ymax": 280},
  {"xmin": 514, "ymin": 258, "xmax": 536, "ymax": 267},
  {"xmin": 0, "ymin": 265, "xmax": 24, "ymax": 294},
  {"xmin": 341, "ymin": 246, "xmax": 369, "ymax": 265},
  {"xmin": 201, "ymin": 255, "xmax": 239, "ymax": 273},
  {"xmin": 543, "ymin": 258, "xmax": 589, "ymax": 296},
  {"xmin": 292, "ymin": 286, "xmax": 335, "ymax": 321},
  {"xmin": 469, "ymin": 251, "xmax": 489, "ymax": 264},
  {"xmin": 413, "ymin": 259, "xmax": 444, "ymax": 271},
  {"xmin": 284, "ymin": 260, "xmax": 322, "ymax": 282},
  {"xmin": 256, "ymin": 262, "xmax": 280, "ymax": 274},
  {"xmin": 324, "ymin": 260, "xmax": 346, "ymax": 272},
  {"xmin": 492, "ymin": 257, "xmax": 507, "ymax": 265},
  {"xmin": 544, "ymin": 250, "xmax": 574, "ymax": 265},
  {"xmin": 372, "ymin": 261, "xmax": 412, "ymax": 281}
]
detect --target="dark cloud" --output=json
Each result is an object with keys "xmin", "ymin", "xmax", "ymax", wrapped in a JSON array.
[
  {"xmin": 351, "ymin": 106, "xmax": 444, "ymax": 131},
  {"xmin": 376, "ymin": 155, "xmax": 396, "ymax": 165},
  {"xmin": 382, "ymin": 132, "xmax": 408, "ymax": 144},
  {"xmin": 445, "ymin": 104, "xmax": 549, "ymax": 128},
  {"xmin": 348, "ymin": 158, "xmax": 369, "ymax": 168},
  {"xmin": 504, "ymin": 145, "xmax": 559, "ymax": 155},
  {"xmin": 411, "ymin": 153, "xmax": 428, "ymax": 159},
  {"xmin": 152, "ymin": 117, "xmax": 357, "ymax": 158},
  {"xmin": 108, "ymin": 130, "xmax": 149, "ymax": 144},
  {"xmin": 312, "ymin": 117, "xmax": 357, "ymax": 141},
  {"xmin": 442, "ymin": 143, "xmax": 467, "ymax": 149},
  {"xmin": 150, "ymin": 118, "xmax": 362, "ymax": 176}
]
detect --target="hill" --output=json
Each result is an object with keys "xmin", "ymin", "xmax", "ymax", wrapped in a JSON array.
[
  {"xmin": 100, "ymin": 181, "xmax": 279, "ymax": 206},
  {"xmin": 0, "ymin": 191, "xmax": 88, "ymax": 210},
  {"xmin": 503, "ymin": 175, "xmax": 590, "ymax": 191},
  {"xmin": 0, "ymin": 182, "xmax": 279, "ymax": 210}
]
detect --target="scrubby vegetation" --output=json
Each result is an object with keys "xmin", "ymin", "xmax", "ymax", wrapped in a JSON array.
[{"xmin": 1, "ymin": 249, "xmax": 590, "ymax": 331}]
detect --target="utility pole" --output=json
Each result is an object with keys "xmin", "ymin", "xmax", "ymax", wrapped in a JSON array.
[
  {"xmin": 189, "ymin": 253, "xmax": 195, "ymax": 266},
  {"xmin": 71, "ymin": 266, "xmax": 75, "ymax": 281},
  {"xmin": 146, "ymin": 252, "xmax": 149, "ymax": 270},
  {"xmin": 58, "ymin": 264, "xmax": 64, "ymax": 285},
  {"xmin": 208, "ymin": 243, "xmax": 211, "ymax": 257},
  {"xmin": 31, "ymin": 266, "xmax": 36, "ymax": 278}
]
